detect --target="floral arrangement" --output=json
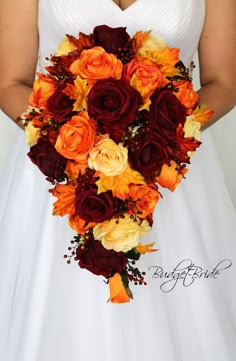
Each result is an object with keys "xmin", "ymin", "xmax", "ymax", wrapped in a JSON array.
[{"xmin": 19, "ymin": 25, "xmax": 213, "ymax": 303}]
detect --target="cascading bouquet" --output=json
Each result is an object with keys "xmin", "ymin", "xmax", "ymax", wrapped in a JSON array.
[{"xmin": 19, "ymin": 25, "xmax": 213, "ymax": 303}]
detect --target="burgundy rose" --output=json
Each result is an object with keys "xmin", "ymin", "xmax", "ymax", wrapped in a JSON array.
[
  {"xmin": 75, "ymin": 186, "xmax": 116, "ymax": 222},
  {"xmin": 128, "ymin": 131, "xmax": 169, "ymax": 177},
  {"xmin": 46, "ymin": 83, "xmax": 75, "ymax": 123},
  {"xmin": 88, "ymin": 78, "xmax": 141, "ymax": 141},
  {"xmin": 28, "ymin": 137, "xmax": 67, "ymax": 181},
  {"xmin": 149, "ymin": 89, "xmax": 186, "ymax": 135},
  {"xmin": 93, "ymin": 25, "xmax": 131, "ymax": 54},
  {"xmin": 76, "ymin": 239, "xmax": 127, "ymax": 278}
]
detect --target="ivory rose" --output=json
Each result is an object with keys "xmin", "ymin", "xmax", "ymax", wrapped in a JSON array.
[
  {"xmin": 93, "ymin": 214, "xmax": 151, "ymax": 252},
  {"xmin": 137, "ymin": 33, "xmax": 167, "ymax": 57},
  {"xmin": 70, "ymin": 46, "xmax": 122, "ymax": 82},
  {"xmin": 88, "ymin": 138, "xmax": 128, "ymax": 176},
  {"xmin": 55, "ymin": 36, "xmax": 78, "ymax": 56},
  {"xmin": 55, "ymin": 112, "xmax": 96, "ymax": 164},
  {"xmin": 25, "ymin": 122, "xmax": 40, "ymax": 147}
]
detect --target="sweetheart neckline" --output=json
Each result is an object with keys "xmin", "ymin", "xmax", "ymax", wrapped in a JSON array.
[{"xmin": 110, "ymin": 0, "xmax": 141, "ymax": 12}]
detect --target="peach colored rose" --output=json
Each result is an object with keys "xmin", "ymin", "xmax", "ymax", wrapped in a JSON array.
[
  {"xmin": 129, "ymin": 184, "xmax": 160, "ymax": 218},
  {"xmin": 123, "ymin": 59, "xmax": 163, "ymax": 110},
  {"xmin": 55, "ymin": 37, "xmax": 78, "ymax": 56},
  {"xmin": 28, "ymin": 73, "xmax": 56, "ymax": 109},
  {"xmin": 70, "ymin": 46, "xmax": 122, "ymax": 82},
  {"xmin": 93, "ymin": 214, "xmax": 151, "ymax": 252},
  {"xmin": 155, "ymin": 161, "xmax": 188, "ymax": 192},
  {"xmin": 55, "ymin": 112, "xmax": 96, "ymax": 164},
  {"xmin": 108, "ymin": 273, "xmax": 130, "ymax": 304},
  {"xmin": 88, "ymin": 138, "xmax": 128, "ymax": 176}
]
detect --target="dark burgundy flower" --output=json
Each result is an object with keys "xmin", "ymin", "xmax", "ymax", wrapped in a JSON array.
[
  {"xmin": 128, "ymin": 130, "xmax": 169, "ymax": 177},
  {"xmin": 93, "ymin": 25, "xmax": 131, "ymax": 54},
  {"xmin": 28, "ymin": 137, "xmax": 67, "ymax": 181},
  {"xmin": 149, "ymin": 89, "xmax": 186, "ymax": 135},
  {"xmin": 75, "ymin": 186, "xmax": 116, "ymax": 223},
  {"xmin": 76, "ymin": 239, "xmax": 127, "ymax": 278},
  {"xmin": 46, "ymin": 83, "xmax": 75, "ymax": 123},
  {"xmin": 88, "ymin": 78, "xmax": 141, "ymax": 142}
]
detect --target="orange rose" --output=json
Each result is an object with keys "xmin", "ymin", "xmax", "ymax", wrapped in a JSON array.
[
  {"xmin": 129, "ymin": 184, "xmax": 160, "ymax": 218},
  {"xmin": 123, "ymin": 59, "xmax": 163, "ymax": 109},
  {"xmin": 108, "ymin": 273, "xmax": 130, "ymax": 304},
  {"xmin": 50, "ymin": 182, "xmax": 76, "ymax": 216},
  {"xmin": 55, "ymin": 112, "xmax": 96, "ymax": 164},
  {"xmin": 173, "ymin": 80, "xmax": 199, "ymax": 113},
  {"xmin": 70, "ymin": 46, "xmax": 122, "ymax": 82},
  {"xmin": 155, "ymin": 161, "xmax": 188, "ymax": 192},
  {"xmin": 28, "ymin": 73, "xmax": 56, "ymax": 109},
  {"xmin": 68, "ymin": 214, "xmax": 96, "ymax": 235}
]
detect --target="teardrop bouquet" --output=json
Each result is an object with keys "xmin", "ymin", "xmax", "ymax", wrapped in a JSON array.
[{"xmin": 19, "ymin": 25, "xmax": 213, "ymax": 303}]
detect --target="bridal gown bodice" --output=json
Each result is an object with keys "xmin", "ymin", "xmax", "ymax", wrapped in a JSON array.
[
  {"xmin": 1, "ymin": 1, "xmax": 236, "ymax": 361},
  {"xmin": 38, "ymin": 0, "xmax": 205, "ymax": 67}
]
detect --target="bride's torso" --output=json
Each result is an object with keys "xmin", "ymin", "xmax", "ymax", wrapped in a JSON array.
[{"xmin": 38, "ymin": 0, "xmax": 205, "ymax": 66}]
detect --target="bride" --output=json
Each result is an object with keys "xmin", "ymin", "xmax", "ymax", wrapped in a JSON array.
[{"xmin": 0, "ymin": 1, "xmax": 236, "ymax": 360}]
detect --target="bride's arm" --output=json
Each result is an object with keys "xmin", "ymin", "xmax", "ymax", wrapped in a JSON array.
[
  {"xmin": 198, "ymin": 0, "xmax": 236, "ymax": 131},
  {"xmin": 0, "ymin": 0, "xmax": 38, "ymax": 130}
]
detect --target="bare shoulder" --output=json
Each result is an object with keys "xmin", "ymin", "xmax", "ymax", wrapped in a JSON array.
[
  {"xmin": 198, "ymin": 0, "xmax": 236, "ymax": 87},
  {"xmin": 0, "ymin": 0, "xmax": 39, "ymax": 88}
]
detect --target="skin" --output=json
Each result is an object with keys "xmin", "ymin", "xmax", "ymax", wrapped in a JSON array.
[{"xmin": 0, "ymin": 0, "xmax": 235, "ymax": 131}]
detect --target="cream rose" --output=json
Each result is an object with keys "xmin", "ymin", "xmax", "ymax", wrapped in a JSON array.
[
  {"xmin": 184, "ymin": 115, "xmax": 201, "ymax": 141},
  {"xmin": 184, "ymin": 115, "xmax": 201, "ymax": 157},
  {"xmin": 93, "ymin": 214, "xmax": 151, "ymax": 252},
  {"xmin": 138, "ymin": 34, "xmax": 166, "ymax": 57},
  {"xmin": 88, "ymin": 138, "xmax": 128, "ymax": 176},
  {"xmin": 55, "ymin": 37, "xmax": 78, "ymax": 56},
  {"xmin": 25, "ymin": 122, "xmax": 40, "ymax": 147}
]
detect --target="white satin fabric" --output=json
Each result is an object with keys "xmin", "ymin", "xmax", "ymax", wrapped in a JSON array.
[{"xmin": 1, "ymin": 1, "xmax": 236, "ymax": 361}]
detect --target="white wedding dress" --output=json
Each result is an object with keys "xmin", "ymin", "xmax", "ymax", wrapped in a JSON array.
[{"xmin": 0, "ymin": 1, "xmax": 236, "ymax": 360}]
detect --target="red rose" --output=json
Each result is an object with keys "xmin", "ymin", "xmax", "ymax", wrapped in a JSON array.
[
  {"xmin": 28, "ymin": 137, "xmax": 67, "ymax": 181},
  {"xmin": 149, "ymin": 89, "xmax": 186, "ymax": 135},
  {"xmin": 75, "ymin": 186, "xmax": 116, "ymax": 222},
  {"xmin": 76, "ymin": 239, "xmax": 127, "ymax": 279},
  {"xmin": 88, "ymin": 78, "xmax": 141, "ymax": 141},
  {"xmin": 46, "ymin": 83, "xmax": 75, "ymax": 123},
  {"xmin": 128, "ymin": 130, "xmax": 169, "ymax": 177},
  {"xmin": 93, "ymin": 25, "xmax": 131, "ymax": 55}
]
